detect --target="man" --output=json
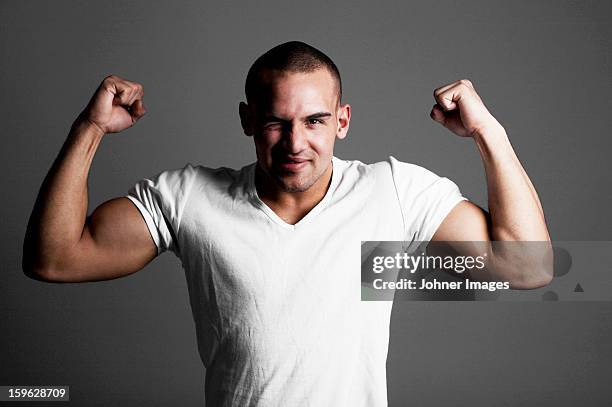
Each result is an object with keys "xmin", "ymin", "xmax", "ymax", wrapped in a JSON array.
[{"xmin": 23, "ymin": 41, "xmax": 552, "ymax": 406}]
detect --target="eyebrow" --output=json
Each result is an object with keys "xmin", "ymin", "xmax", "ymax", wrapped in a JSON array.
[
  {"xmin": 264, "ymin": 112, "xmax": 332, "ymax": 123},
  {"xmin": 305, "ymin": 112, "xmax": 332, "ymax": 120}
]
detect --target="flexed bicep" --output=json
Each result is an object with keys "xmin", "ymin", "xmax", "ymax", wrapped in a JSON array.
[{"xmin": 33, "ymin": 198, "xmax": 157, "ymax": 283}]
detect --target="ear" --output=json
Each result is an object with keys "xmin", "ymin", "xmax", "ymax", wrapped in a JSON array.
[
  {"xmin": 336, "ymin": 103, "xmax": 351, "ymax": 140},
  {"xmin": 239, "ymin": 102, "xmax": 253, "ymax": 137}
]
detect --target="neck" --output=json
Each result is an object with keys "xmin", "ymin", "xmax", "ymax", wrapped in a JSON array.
[{"xmin": 255, "ymin": 161, "xmax": 333, "ymax": 224}]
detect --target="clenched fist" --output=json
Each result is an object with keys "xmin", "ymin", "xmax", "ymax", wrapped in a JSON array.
[
  {"xmin": 430, "ymin": 79, "xmax": 502, "ymax": 138},
  {"xmin": 78, "ymin": 75, "xmax": 146, "ymax": 134}
]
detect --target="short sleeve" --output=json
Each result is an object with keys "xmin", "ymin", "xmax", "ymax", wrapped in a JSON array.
[
  {"xmin": 126, "ymin": 164, "xmax": 197, "ymax": 255},
  {"xmin": 389, "ymin": 156, "xmax": 468, "ymax": 242}
]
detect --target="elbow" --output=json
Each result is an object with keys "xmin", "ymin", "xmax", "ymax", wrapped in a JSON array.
[
  {"xmin": 22, "ymin": 256, "xmax": 58, "ymax": 283},
  {"xmin": 22, "ymin": 233, "xmax": 48, "ymax": 281},
  {"xmin": 492, "ymin": 240, "xmax": 554, "ymax": 289},
  {"xmin": 523, "ymin": 241, "xmax": 554, "ymax": 289},
  {"xmin": 513, "ymin": 269, "xmax": 553, "ymax": 289},
  {"xmin": 22, "ymin": 244, "xmax": 64, "ymax": 283},
  {"xmin": 22, "ymin": 228, "xmax": 82, "ymax": 283},
  {"xmin": 23, "ymin": 266, "xmax": 58, "ymax": 283},
  {"xmin": 23, "ymin": 261, "xmax": 73, "ymax": 283},
  {"xmin": 511, "ymin": 246, "xmax": 554, "ymax": 289}
]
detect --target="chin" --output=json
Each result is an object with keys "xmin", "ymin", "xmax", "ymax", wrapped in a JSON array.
[
  {"xmin": 277, "ymin": 180, "xmax": 312, "ymax": 193},
  {"xmin": 274, "ymin": 174, "xmax": 315, "ymax": 193}
]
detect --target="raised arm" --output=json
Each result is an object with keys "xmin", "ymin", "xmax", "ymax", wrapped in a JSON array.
[
  {"xmin": 23, "ymin": 75, "xmax": 157, "ymax": 283},
  {"xmin": 428, "ymin": 79, "xmax": 553, "ymax": 289}
]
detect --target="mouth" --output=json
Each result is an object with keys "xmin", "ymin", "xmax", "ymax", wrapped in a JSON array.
[{"xmin": 277, "ymin": 157, "xmax": 310, "ymax": 172}]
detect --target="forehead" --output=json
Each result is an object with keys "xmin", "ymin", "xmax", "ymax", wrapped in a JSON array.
[{"xmin": 253, "ymin": 69, "xmax": 338, "ymax": 115}]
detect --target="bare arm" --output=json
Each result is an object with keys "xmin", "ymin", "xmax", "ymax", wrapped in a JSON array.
[
  {"xmin": 23, "ymin": 75, "xmax": 157, "ymax": 283},
  {"xmin": 428, "ymin": 79, "xmax": 553, "ymax": 288}
]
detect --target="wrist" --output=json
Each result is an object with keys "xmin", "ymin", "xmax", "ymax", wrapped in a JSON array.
[
  {"xmin": 472, "ymin": 124, "xmax": 515, "ymax": 160},
  {"xmin": 71, "ymin": 115, "xmax": 106, "ymax": 140},
  {"xmin": 471, "ymin": 121, "xmax": 507, "ymax": 142}
]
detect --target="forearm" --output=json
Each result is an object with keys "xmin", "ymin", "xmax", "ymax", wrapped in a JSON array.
[
  {"xmin": 24, "ymin": 118, "xmax": 105, "ymax": 274},
  {"xmin": 430, "ymin": 79, "xmax": 552, "ymax": 287},
  {"xmin": 474, "ymin": 124, "xmax": 550, "ymax": 242},
  {"xmin": 473, "ymin": 125, "xmax": 553, "ymax": 287}
]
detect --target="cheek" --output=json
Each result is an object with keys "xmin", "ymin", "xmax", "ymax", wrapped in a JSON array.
[
  {"xmin": 310, "ymin": 130, "xmax": 337, "ymax": 156},
  {"xmin": 254, "ymin": 132, "xmax": 279, "ymax": 152}
]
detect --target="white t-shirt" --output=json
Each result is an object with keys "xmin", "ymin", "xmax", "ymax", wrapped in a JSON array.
[{"xmin": 126, "ymin": 156, "xmax": 466, "ymax": 407}]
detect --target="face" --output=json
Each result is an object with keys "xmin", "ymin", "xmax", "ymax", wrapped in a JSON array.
[{"xmin": 240, "ymin": 68, "xmax": 350, "ymax": 194}]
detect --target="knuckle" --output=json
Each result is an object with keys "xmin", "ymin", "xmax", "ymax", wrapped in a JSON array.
[
  {"xmin": 101, "ymin": 75, "xmax": 118, "ymax": 91},
  {"xmin": 460, "ymin": 79, "xmax": 473, "ymax": 87},
  {"xmin": 435, "ymin": 91, "xmax": 448, "ymax": 101}
]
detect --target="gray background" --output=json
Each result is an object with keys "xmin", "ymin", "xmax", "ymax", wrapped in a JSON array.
[{"xmin": 1, "ymin": 0, "xmax": 611, "ymax": 406}]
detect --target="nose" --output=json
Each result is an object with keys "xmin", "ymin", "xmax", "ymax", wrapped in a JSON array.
[{"xmin": 282, "ymin": 122, "xmax": 308, "ymax": 154}]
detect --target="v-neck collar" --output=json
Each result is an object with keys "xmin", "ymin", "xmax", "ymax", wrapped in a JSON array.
[{"xmin": 246, "ymin": 157, "xmax": 343, "ymax": 230}]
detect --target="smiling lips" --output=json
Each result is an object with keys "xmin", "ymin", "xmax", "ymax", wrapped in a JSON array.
[{"xmin": 277, "ymin": 157, "xmax": 310, "ymax": 172}]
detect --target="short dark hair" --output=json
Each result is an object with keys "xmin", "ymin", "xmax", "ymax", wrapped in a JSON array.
[{"xmin": 245, "ymin": 41, "xmax": 342, "ymax": 104}]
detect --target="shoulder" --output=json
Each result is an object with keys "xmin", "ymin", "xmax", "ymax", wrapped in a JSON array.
[
  {"xmin": 155, "ymin": 162, "xmax": 251, "ymax": 188},
  {"xmin": 188, "ymin": 163, "xmax": 253, "ymax": 196},
  {"xmin": 334, "ymin": 155, "xmax": 439, "ymax": 183},
  {"xmin": 332, "ymin": 156, "xmax": 391, "ymax": 176},
  {"xmin": 386, "ymin": 156, "xmax": 442, "ymax": 183},
  {"xmin": 154, "ymin": 163, "xmax": 198, "ymax": 186},
  {"xmin": 130, "ymin": 162, "xmax": 250, "ymax": 201}
]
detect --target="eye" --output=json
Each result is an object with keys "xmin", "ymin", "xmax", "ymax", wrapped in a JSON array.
[
  {"xmin": 307, "ymin": 118, "xmax": 323, "ymax": 126},
  {"xmin": 264, "ymin": 122, "xmax": 283, "ymax": 130}
]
